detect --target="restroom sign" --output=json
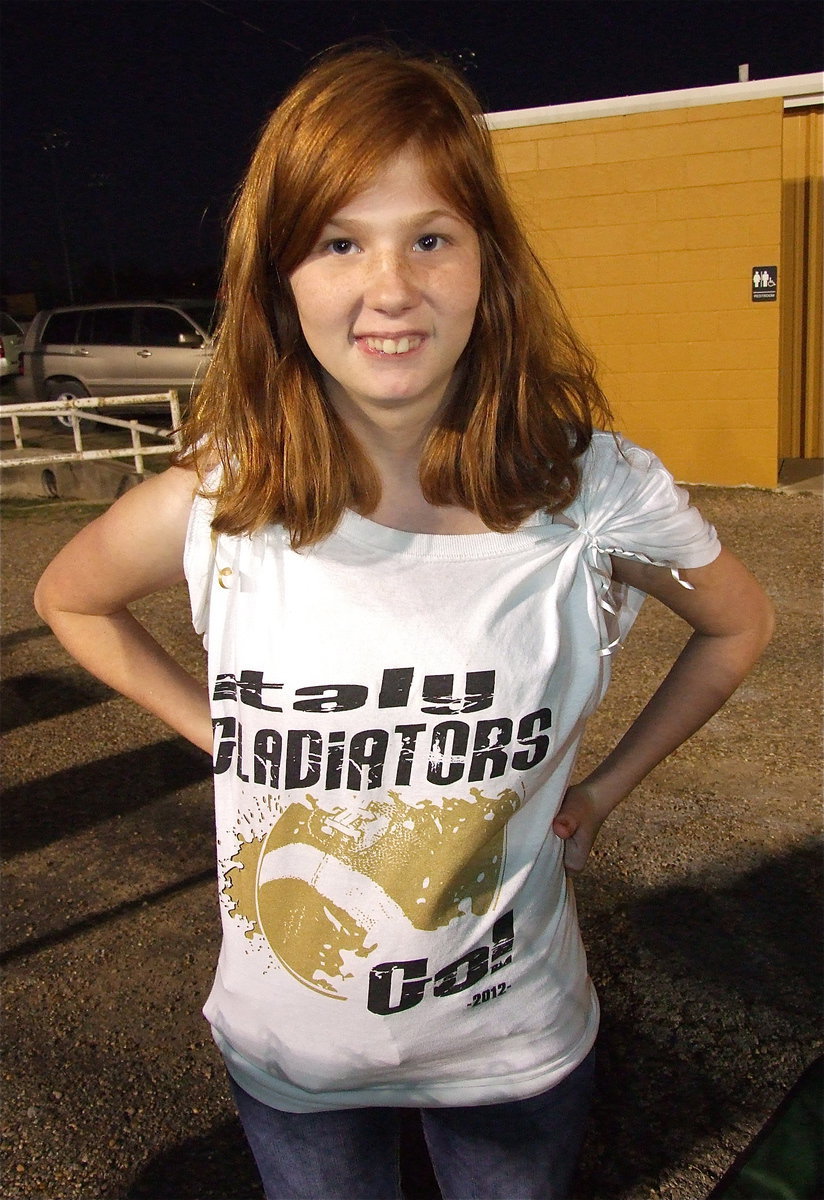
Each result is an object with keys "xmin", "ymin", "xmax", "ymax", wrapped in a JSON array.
[{"xmin": 752, "ymin": 266, "xmax": 777, "ymax": 302}]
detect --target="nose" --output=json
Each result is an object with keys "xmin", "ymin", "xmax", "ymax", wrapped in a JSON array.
[{"xmin": 363, "ymin": 250, "xmax": 420, "ymax": 315}]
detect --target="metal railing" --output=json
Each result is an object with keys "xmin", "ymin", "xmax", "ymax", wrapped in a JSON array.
[{"xmin": 0, "ymin": 391, "xmax": 183, "ymax": 476}]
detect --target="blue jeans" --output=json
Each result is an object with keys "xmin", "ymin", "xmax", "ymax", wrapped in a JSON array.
[{"xmin": 229, "ymin": 1047, "xmax": 596, "ymax": 1200}]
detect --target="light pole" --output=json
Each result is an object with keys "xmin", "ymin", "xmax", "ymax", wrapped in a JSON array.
[
  {"xmin": 88, "ymin": 172, "xmax": 119, "ymax": 298},
  {"xmin": 42, "ymin": 129, "xmax": 75, "ymax": 303}
]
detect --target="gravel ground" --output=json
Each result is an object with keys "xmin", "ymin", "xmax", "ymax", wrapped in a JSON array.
[{"xmin": 1, "ymin": 483, "xmax": 821, "ymax": 1200}]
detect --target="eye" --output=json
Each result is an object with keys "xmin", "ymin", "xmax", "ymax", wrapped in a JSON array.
[
  {"xmin": 326, "ymin": 238, "xmax": 357, "ymax": 256},
  {"xmin": 413, "ymin": 233, "xmax": 446, "ymax": 252}
]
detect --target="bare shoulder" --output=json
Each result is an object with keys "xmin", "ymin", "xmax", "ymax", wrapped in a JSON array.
[
  {"xmin": 35, "ymin": 465, "xmax": 204, "ymax": 615},
  {"xmin": 100, "ymin": 463, "xmax": 202, "ymax": 521}
]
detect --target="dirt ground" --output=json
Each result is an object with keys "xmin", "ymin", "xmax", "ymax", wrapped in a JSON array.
[{"xmin": 1, "ymin": 482, "xmax": 821, "ymax": 1200}]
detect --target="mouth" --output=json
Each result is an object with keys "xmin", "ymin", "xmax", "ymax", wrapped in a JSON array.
[{"xmin": 356, "ymin": 334, "xmax": 426, "ymax": 357}]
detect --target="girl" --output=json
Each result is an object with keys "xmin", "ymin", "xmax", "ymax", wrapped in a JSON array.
[{"xmin": 34, "ymin": 47, "xmax": 773, "ymax": 1200}]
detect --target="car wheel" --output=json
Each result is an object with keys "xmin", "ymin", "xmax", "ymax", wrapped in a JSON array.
[{"xmin": 45, "ymin": 378, "xmax": 89, "ymax": 428}]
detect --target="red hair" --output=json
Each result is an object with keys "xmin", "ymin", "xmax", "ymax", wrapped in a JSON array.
[{"xmin": 176, "ymin": 45, "xmax": 611, "ymax": 546}]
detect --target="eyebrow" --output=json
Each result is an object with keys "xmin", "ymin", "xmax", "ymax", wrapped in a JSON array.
[{"xmin": 321, "ymin": 208, "xmax": 464, "ymax": 233}]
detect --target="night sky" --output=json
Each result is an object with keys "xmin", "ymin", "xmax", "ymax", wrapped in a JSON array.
[{"xmin": 2, "ymin": 0, "xmax": 822, "ymax": 308}]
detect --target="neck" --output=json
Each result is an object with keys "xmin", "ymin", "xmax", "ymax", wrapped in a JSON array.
[
  {"xmin": 349, "ymin": 414, "xmax": 432, "ymax": 527},
  {"xmin": 326, "ymin": 377, "xmax": 440, "ymax": 481},
  {"xmin": 326, "ymin": 373, "xmax": 489, "ymax": 534},
  {"xmin": 334, "ymin": 401, "xmax": 490, "ymax": 535}
]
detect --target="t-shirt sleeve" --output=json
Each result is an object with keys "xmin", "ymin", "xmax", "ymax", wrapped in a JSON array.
[
  {"xmin": 183, "ymin": 472, "xmax": 219, "ymax": 639},
  {"xmin": 564, "ymin": 433, "xmax": 721, "ymax": 652},
  {"xmin": 570, "ymin": 432, "xmax": 721, "ymax": 570}
]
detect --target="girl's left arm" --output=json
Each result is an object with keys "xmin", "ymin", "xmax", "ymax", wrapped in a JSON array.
[{"xmin": 553, "ymin": 546, "xmax": 775, "ymax": 872}]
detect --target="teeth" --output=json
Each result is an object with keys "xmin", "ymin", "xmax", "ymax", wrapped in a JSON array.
[{"xmin": 364, "ymin": 335, "xmax": 421, "ymax": 355}]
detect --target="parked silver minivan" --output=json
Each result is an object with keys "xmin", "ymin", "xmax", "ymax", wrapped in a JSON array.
[{"xmin": 16, "ymin": 300, "xmax": 217, "ymax": 407}]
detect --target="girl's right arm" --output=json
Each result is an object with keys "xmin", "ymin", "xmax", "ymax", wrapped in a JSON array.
[{"xmin": 33, "ymin": 465, "xmax": 213, "ymax": 754}]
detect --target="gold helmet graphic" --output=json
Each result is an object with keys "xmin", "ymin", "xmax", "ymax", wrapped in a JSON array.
[{"xmin": 225, "ymin": 786, "xmax": 522, "ymax": 999}]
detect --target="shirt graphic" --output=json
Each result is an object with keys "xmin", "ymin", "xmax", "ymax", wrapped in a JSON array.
[{"xmin": 222, "ymin": 783, "xmax": 521, "ymax": 1000}]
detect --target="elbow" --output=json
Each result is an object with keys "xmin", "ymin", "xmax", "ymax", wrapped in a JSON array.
[
  {"xmin": 33, "ymin": 567, "xmax": 59, "ymax": 628},
  {"xmin": 746, "ymin": 588, "xmax": 775, "ymax": 661},
  {"xmin": 758, "ymin": 592, "xmax": 776, "ymax": 651},
  {"xmin": 33, "ymin": 574, "xmax": 50, "ymax": 625},
  {"xmin": 737, "ymin": 568, "xmax": 776, "ymax": 659}
]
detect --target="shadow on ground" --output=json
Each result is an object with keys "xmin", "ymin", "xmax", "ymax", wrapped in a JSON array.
[
  {"xmin": 1, "ymin": 667, "xmax": 113, "ymax": 733},
  {"xmin": 576, "ymin": 841, "xmax": 822, "ymax": 1198},
  {"xmin": 630, "ymin": 842, "xmax": 821, "ymax": 1013},
  {"xmin": 1, "ymin": 736, "xmax": 212, "ymax": 857},
  {"xmin": 125, "ymin": 1120, "xmax": 262, "ymax": 1200}
]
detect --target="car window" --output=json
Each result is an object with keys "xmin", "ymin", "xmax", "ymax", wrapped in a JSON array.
[
  {"xmin": 176, "ymin": 302, "xmax": 218, "ymax": 335},
  {"xmin": 85, "ymin": 308, "xmax": 137, "ymax": 345},
  {"xmin": 137, "ymin": 307, "xmax": 201, "ymax": 347},
  {"xmin": 41, "ymin": 311, "xmax": 81, "ymax": 344},
  {"xmin": 1, "ymin": 313, "xmax": 22, "ymax": 336}
]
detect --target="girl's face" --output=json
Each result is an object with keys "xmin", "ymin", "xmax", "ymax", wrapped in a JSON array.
[{"xmin": 288, "ymin": 149, "xmax": 481, "ymax": 430}]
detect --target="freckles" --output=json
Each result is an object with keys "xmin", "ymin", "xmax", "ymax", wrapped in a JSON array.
[
  {"xmin": 437, "ymin": 263, "xmax": 480, "ymax": 303},
  {"xmin": 293, "ymin": 279, "xmax": 338, "ymax": 322}
]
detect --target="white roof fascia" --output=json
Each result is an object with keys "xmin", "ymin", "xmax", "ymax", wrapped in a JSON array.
[{"xmin": 484, "ymin": 72, "xmax": 824, "ymax": 129}]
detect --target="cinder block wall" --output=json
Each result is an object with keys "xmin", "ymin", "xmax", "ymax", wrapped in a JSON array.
[{"xmin": 492, "ymin": 97, "xmax": 784, "ymax": 487}]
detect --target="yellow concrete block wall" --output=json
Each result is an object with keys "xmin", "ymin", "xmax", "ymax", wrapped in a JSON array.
[{"xmin": 493, "ymin": 98, "xmax": 784, "ymax": 487}]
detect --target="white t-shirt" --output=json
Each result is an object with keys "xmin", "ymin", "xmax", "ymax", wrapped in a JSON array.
[{"xmin": 184, "ymin": 432, "xmax": 720, "ymax": 1112}]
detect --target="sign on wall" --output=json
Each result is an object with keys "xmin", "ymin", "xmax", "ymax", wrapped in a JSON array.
[{"xmin": 752, "ymin": 267, "xmax": 777, "ymax": 302}]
